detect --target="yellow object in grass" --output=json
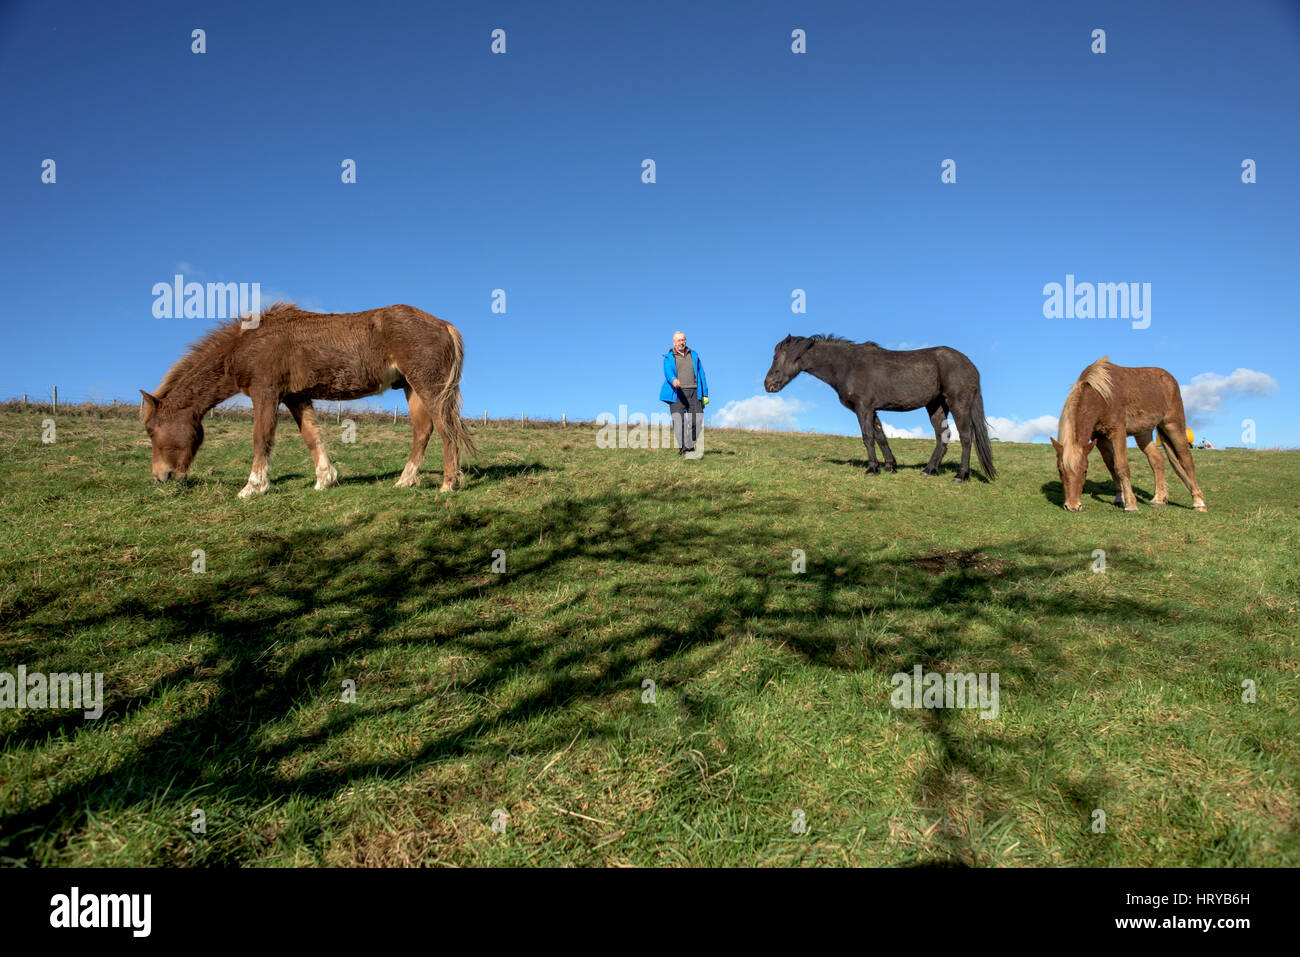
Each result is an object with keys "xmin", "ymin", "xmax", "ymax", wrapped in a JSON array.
[{"xmin": 1155, "ymin": 427, "xmax": 1195, "ymax": 448}]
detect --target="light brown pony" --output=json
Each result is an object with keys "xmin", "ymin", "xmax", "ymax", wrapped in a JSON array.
[
  {"xmin": 141, "ymin": 303, "xmax": 475, "ymax": 496},
  {"xmin": 1050, "ymin": 357, "xmax": 1206, "ymax": 513}
]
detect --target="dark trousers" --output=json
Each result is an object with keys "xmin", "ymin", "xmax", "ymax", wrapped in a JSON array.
[{"xmin": 670, "ymin": 388, "xmax": 704, "ymax": 451}]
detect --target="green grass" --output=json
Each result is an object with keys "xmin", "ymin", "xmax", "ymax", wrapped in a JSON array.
[{"xmin": 0, "ymin": 404, "xmax": 1296, "ymax": 866}]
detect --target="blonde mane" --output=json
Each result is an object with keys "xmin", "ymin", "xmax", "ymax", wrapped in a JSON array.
[
  {"xmin": 1057, "ymin": 357, "xmax": 1113, "ymax": 466},
  {"xmin": 1080, "ymin": 356, "xmax": 1113, "ymax": 401}
]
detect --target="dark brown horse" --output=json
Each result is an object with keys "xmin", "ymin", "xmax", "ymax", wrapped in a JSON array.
[
  {"xmin": 1050, "ymin": 356, "xmax": 1206, "ymax": 512},
  {"xmin": 141, "ymin": 303, "xmax": 474, "ymax": 496},
  {"xmin": 764, "ymin": 335, "xmax": 995, "ymax": 482}
]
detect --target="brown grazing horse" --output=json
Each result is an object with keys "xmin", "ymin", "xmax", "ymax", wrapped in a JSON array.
[
  {"xmin": 1050, "ymin": 357, "xmax": 1206, "ymax": 513},
  {"xmin": 141, "ymin": 303, "xmax": 474, "ymax": 496}
]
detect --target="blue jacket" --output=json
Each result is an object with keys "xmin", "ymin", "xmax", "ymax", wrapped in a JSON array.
[{"xmin": 660, "ymin": 349, "xmax": 708, "ymax": 403}]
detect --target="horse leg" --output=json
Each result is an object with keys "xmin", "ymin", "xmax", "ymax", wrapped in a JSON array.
[
  {"xmin": 238, "ymin": 393, "xmax": 279, "ymax": 498},
  {"xmin": 922, "ymin": 400, "xmax": 948, "ymax": 475},
  {"xmin": 871, "ymin": 413, "xmax": 896, "ymax": 472},
  {"xmin": 1157, "ymin": 421, "xmax": 1207, "ymax": 511},
  {"xmin": 395, "ymin": 385, "xmax": 435, "ymax": 489},
  {"xmin": 1136, "ymin": 430, "xmax": 1167, "ymax": 506},
  {"xmin": 856, "ymin": 407, "xmax": 879, "ymax": 474},
  {"xmin": 1096, "ymin": 434, "xmax": 1123, "ymax": 506},
  {"xmin": 950, "ymin": 401, "xmax": 973, "ymax": 482},
  {"xmin": 1106, "ymin": 435, "xmax": 1140, "ymax": 511},
  {"xmin": 287, "ymin": 398, "xmax": 337, "ymax": 490}
]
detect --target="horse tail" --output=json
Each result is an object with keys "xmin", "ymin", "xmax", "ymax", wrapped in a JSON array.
[
  {"xmin": 1163, "ymin": 439, "xmax": 1193, "ymax": 487},
  {"xmin": 969, "ymin": 386, "xmax": 996, "ymax": 480},
  {"xmin": 435, "ymin": 323, "xmax": 476, "ymax": 460},
  {"xmin": 1158, "ymin": 419, "xmax": 1196, "ymax": 487}
]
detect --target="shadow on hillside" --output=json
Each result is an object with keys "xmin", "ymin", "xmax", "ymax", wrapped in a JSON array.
[
  {"xmin": 0, "ymin": 481, "xmax": 1235, "ymax": 864},
  {"xmin": 827, "ymin": 458, "xmax": 992, "ymax": 482},
  {"xmin": 269, "ymin": 462, "xmax": 554, "ymax": 487},
  {"xmin": 1040, "ymin": 479, "xmax": 1198, "ymax": 510},
  {"xmin": 468, "ymin": 462, "xmax": 555, "ymax": 481}
]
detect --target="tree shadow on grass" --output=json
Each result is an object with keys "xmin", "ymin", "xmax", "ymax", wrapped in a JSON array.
[
  {"xmin": 1040, "ymin": 479, "xmax": 1200, "ymax": 511},
  {"xmin": 0, "ymin": 483, "xmax": 1237, "ymax": 865},
  {"xmin": 283, "ymin": 461, "xmax": 554, "ymax": 486},
  {"xmin": 826, "ymin": 458, "xmax": 991, "ymax": 483}
]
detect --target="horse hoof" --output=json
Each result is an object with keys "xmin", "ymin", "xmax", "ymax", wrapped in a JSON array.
[
  {"xmin": 882, "ymin": 463, "xmax": 896, "ymax": 473},
  {"xmin": 314, "ymin": 465, "xmax": 339, "ymax": 490},
  {"xmin": 1194, "ymin": 503, "xmax": 1208, "ymax": 512},
  {"xmin": 1149, "ymin": 500, "xmax": 1166, "ymax": 508},
  {"xmin": 395, "ymin": 463, "xmax": 421, "ymax": 488},
  {"xmin": 952, "ymin": 475, "xmax": 967, "ymax": 484},
  {"xmin": 1124, "ymin": 506, "xmax": 1139, "ymax": 513},
  {"xmin": 865, "ymin": 466, "xmax": 879, "ymax": 476}
]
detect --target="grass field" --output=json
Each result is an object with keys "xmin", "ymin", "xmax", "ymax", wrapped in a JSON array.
[{"xmin": 0, "ymin": 404, "xmax": 1296, "ymax": 866}]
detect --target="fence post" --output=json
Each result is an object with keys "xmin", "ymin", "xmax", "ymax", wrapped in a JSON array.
[
  {"xmin": 393, "ymin": 406, "xmax": 398, "ymax": 424},
  {"xmin": 562, "ymin": 413, "xmax": 566, "ymax": 427},
  {"xmin": 22, "ymin": 394, "xmax": 28, "ymax": 409},
  {"xmin": 53, "ymin": 386, "xmax": 58, "ymax": 414}
]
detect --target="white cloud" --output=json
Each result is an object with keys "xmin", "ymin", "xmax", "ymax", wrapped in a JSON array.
[
  {"xmin": 986, "ymin": 414, "xmax": 1058, "ymax": 443},
  {"xmin": 715, "ymin": 406, "xmax": 1115, "ymax": 444},
  {"xmin": 881, "ymin": 421, "xmax": 924, "ymax": 438},
  {"xmin": 712, "ymin": 394, "xmax": 808, "ymax": 430},
  {"xmin": 877, "ymin": 414, "xmax": 1057, "ymax": 444},
  {"xmin": 1181, "ymin": 368, "xmax": 1277, "ymax": 425}
]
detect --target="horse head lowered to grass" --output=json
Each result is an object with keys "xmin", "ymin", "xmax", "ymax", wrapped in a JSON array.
[
  {"xmin": 1050, "ymin": 356, "xmax": 1206, "ymax": 512},
  {"xmin": 141, "ymin": 302, "xmax": 474, "ymax": 496}
]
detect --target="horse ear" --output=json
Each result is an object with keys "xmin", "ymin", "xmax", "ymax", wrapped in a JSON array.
[
  {"xmin": 140, "ymin": 390, "xmax": 158, "ymax": 414},
  {"xmin": 1049, "ymin": 436, "xmax": 1061, "ymax": 452}
]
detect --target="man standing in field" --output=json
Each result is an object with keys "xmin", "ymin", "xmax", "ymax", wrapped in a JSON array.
[{"xmin": 660, "ymin": 330, "xmax": 709, "ymax": 458}]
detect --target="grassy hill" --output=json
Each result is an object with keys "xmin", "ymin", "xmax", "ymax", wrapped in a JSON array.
[{"xmin": 0, "ymin": 404, "xmax": 1296, "ymax": 866}]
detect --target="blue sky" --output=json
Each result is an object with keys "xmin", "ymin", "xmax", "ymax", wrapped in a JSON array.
[{"xmin": 2, "ymin": 0, "xmax": 1297, "ymax": 446}]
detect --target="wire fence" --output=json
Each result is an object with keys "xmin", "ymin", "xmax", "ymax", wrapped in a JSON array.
[
  {"xmin": 2, "ymin": 390, "xmax": 844, "ymax": 435},
  {"xmin": 1, "ymin": 392, "xmax": 614, "ymax": 429}
]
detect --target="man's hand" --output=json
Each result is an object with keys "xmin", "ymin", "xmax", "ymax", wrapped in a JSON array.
[
  {"xmin": 702, "ymin": 396, "xmax": 709, "ymax": 406},
  {"xmin": 672, "ymin": 379, "xmax": 680, "ymax": 388}
]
